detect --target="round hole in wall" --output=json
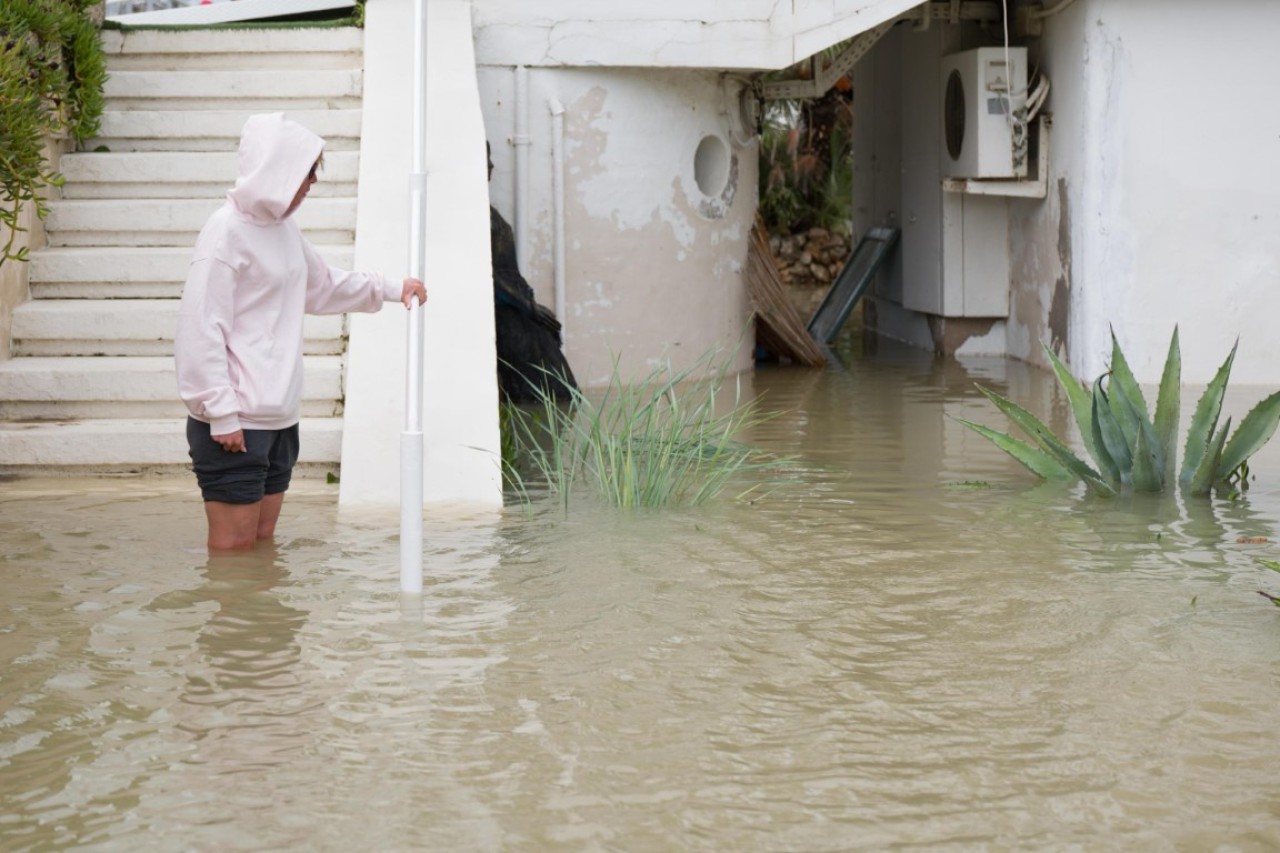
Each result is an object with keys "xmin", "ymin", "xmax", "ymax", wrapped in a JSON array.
[
  {"xmin": 944, "ymin": 69, "xmax": 965, "ymax": 161},
  {"xmin": 694, "ymin": 134, "xmax": 731, "ymax": 198}
]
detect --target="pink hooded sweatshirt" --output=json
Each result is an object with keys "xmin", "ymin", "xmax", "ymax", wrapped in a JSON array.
[{"xmin": 176, "ymin": 113, "xmax": 400, "ymax": 435}]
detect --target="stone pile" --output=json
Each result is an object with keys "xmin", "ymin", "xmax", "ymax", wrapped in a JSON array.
[{"xmin": 768, "ymin": 226, "xmax": 852, "ymax": 318}]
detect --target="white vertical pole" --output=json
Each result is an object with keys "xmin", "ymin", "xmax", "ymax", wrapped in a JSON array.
[
  {"xmin": 513, "ymin": 66, "xmax": 530, "ymax": 273},
  {"xmin": 549, "ymin": 99, "xmax": 567, "ymax": 336},
  {"xmin": 400, "ymin": 0, "xmax": 428, "ymax": 596}
]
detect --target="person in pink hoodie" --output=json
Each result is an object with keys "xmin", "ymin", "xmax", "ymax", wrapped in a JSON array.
[{"xmin": 176, "ymin": 113, "xmax": 426, "ymax": 551}]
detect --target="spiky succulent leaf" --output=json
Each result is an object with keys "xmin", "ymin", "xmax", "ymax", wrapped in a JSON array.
[
  {"xmin": 953, "ymin": 418, "xmax": 1074, "ymax": 480},
  {"xmin": 975, "ymin": 385, "xmax": 1115, "ymax": 495},
  {"xmin": 1109, "ymin": 328, "xmax": 1152, "ymax": 422},
  {"xmin": 1106, "ymin": 375, "xmax": 1141, "ymax": 461},
  {"xmin": 1182, "ymin": 341, "xmax": 1236, "ymax": 485},
  {"xmin": 1042, "ymin": 343, "xmax": 1103, "ymax": 468},
  {"xmin": 1088, "ymin": 386, "xmax": 1122, "ymax": 487},
  {"xmin": 1187, "ymin": 416, "xmax": 1231, "ymax": 496},
  {"xmin": 1153, "ymin": 327, "xmax": 1181, "ymax": 486},
  {"xmin": 1107, "ymin": 330, "xmax": 1160, "ymax": 473},
  {"xmin": 1130, "ymin": 416, "xmax": 1163, "ymax": 492},
  {"xmin": 1117, "ymin": 377, "xmax": 1165, "ymax": 487},
  {"xmin": 1216, "ymin": 390, "xmax": 1280, "ymax": 482},
  {"xmin": 1092, "ymin": 378, "xmax": 1132, "ymax": 483}
]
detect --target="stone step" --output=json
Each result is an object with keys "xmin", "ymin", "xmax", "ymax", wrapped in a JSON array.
[
  {"xmin": 43, "ymin": 198, "xmax": 355, "ymax": 247},
  {"xmin": 100, "ymin": 27, "xmax": 363, "ymax": 71},
  {"xmin": 0, "ymin": 416, "xmax": 343, "ymax": 472},
  {"xmin": 10, "ymin": 300, "xmax": 345, "ymax": 357},
  {"xmin": 0, "ymin": 356, "xmax": 343, "ymax": 420},
  {"xmin": 58, "ymin": 151, "xmax": 358, "ymax": 199},
  {"xmin": 28, "ymin": 245, "xmax": 355, "ymax": 298},
  {"xmin": 102, "ymin": 69, "xmax": 362, "ymax": 112},
  {"xmin": 86, "ymin": 109, "xmax": 362, "ymax": 153},
  {"xmin": 0, "ymin": 25, "xmax": 365, "ymax": 475}
]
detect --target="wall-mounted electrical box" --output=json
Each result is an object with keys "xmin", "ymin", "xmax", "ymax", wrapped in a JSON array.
[{"xmin": 940, "ymin": 47, "xmax": 1027, "ymax": 179}]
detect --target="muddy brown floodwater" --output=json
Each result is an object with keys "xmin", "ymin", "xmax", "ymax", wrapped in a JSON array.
[{"xmin": 4, "ymin": 339, "xmax": 1280, "ymax": 850}]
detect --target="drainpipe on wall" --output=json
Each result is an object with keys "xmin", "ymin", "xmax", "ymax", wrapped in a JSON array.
[
  {"xmin": 513, "ymin": 66, "xmax": 530, "ymax": 274},
  {"xmin": 549, "ymin": 98, "xmax": 567, "ymax": 336}
]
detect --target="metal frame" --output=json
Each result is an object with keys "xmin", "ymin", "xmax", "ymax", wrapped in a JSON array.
[{"xmin": 760, "ymin": 2, "xmax": 1002, "ymax": 102}]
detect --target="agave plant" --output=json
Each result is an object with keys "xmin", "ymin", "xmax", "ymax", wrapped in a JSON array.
[{"xmin": 957, "ymin": 328, "xmax": 1280, "ymax": 497}]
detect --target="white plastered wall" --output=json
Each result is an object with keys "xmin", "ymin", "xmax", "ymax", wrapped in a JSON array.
[
  {"xmin": 1011, "ymin": 0, "xmax": 1280, "ymax": 385},
  {"xmin": 854, "ymin": 2, "xmax": 1280, "ymax": 382},
  {"xmin": 478, "ymin": 66, "xmax": 757, "ymax": 386},
  {"xmin": 340, "ymin": 0, "xmax": 501, "ymax": 508}
]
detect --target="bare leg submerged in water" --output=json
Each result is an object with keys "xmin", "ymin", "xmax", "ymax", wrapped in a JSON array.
[{"xmin": 204, "ymin": 493, "xmax": 285, "ymax": 551}]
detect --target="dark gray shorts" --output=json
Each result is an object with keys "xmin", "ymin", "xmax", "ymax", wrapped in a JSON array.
[{"xmin": 186, "ymin": 417, "xmax": 300, "ymax": 504}]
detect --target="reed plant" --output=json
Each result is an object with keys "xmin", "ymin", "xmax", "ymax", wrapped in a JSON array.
[
  {"xmin": 502, "ymin": 356, "xmax": 787, "ymax": 510},
  {"xmin": 957, "ymin": 328, "xmax": 1280, "ymax": 497}
]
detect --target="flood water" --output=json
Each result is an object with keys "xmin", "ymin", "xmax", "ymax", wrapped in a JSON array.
[{"xmin": 4, "ymin": 339, "xmax": 1280, "ymax": 850}]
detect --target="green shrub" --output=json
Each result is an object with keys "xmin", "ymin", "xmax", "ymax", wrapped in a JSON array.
[
  {"xmin": 957, "ymin": 328, "xmax": 1280, "ymax": 497},
  {"xmin": 1, "ymin": 0, "xmax": 106, "ymax": 268},
  {"xmin": 757, "ymin": 90, "xmax": 853, "ymax": 235}
]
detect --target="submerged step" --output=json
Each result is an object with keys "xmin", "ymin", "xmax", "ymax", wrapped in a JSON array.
[{"xmin": 0, "ymin": 416, "xmax": 343, "ymax": 470}]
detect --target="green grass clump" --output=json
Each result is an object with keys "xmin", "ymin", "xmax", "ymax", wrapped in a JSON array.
[{"xmin": 502, "ymin": 355, "xmax": 788, "ymax": 510}]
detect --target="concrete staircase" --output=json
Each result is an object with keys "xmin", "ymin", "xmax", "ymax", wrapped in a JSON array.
[{"xmin": 0, "ymin": 26, "xmax": 365, "ymax": 475}]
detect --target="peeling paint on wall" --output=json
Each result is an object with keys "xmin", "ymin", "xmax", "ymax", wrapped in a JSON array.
[
  {"xmin": 479, "ymin": 66, "xmax": 755, "ymax": 387},
  {"xmin": 1048, "ymin": 177, "xmax": 1072, "ymax": 356},
  {"xmin": 927, "ymin": 315, "xmax": 1003, "ymax": 356}
]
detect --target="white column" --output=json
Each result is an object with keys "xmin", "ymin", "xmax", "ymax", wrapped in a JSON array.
[{"xmin": 341, "ymin": 0, "xmax": 501, "ymax": 510}]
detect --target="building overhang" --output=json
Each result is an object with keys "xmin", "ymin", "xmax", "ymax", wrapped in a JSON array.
[{"xmin": 473, "ymin": 0, "xmax": 927, "ymax": 70}]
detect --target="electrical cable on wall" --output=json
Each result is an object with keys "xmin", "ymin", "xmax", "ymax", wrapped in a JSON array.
[
  {"xmin": 1026, "ymin": 73, "xmax": 1050, "ymax": 120},
  {"xmin": 1000, "ymin": 0, "xmax": 1011, "ymax": 122}
]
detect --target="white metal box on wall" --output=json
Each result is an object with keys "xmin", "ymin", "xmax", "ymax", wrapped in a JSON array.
[
  {"xmin": 940, "ymin": 47, "xmax": 1027, "ymax": 179},
  {"xmin": 941, "ymin": 193, "xmax": 1010, "ymax": 317}
]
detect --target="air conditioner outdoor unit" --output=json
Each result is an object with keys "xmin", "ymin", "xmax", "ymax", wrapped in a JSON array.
[{"xmin": 941, "ymin": 47, "xmax": 1027, "ymax": 179}]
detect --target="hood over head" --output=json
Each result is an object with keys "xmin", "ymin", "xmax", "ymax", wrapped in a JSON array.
[{"xmin": 227, "ymin": 113, "xmax": 325, "ymax": 224}]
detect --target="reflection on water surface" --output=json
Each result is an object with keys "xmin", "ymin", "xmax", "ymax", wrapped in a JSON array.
[{"xmin": 4, "ymin": 341, "xmax": 1280, "ymax": 850}]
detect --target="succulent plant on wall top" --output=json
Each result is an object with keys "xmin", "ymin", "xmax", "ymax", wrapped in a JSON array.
[{"xmin": 957, "ymin": 328, "xmax": 1280, "ymax": 497}]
